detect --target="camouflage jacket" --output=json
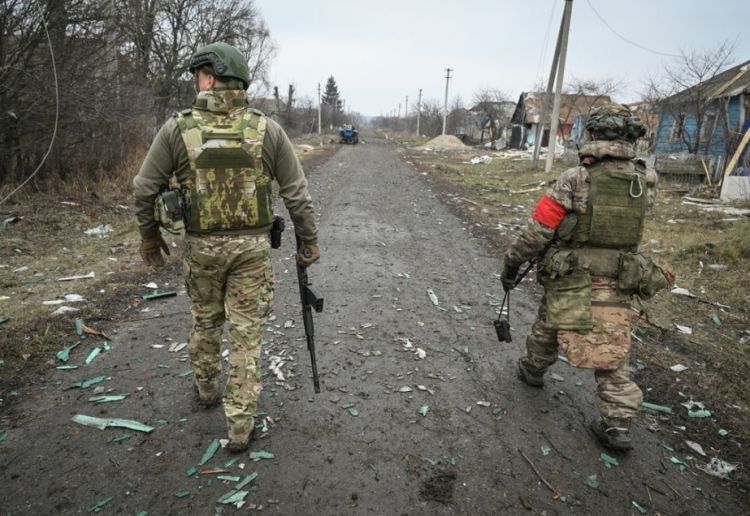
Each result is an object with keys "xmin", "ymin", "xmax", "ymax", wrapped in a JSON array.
[
  {"xmin": 503, "ymin": 140, "xmax": 656, "ymax": 270},
  {"xmin": 133, "ymin": 89, "xmax": 318, "ymax": 242}
]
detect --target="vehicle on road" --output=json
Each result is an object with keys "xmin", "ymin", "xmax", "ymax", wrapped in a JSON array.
[{"xmin": 339, "ymin": 124, "xmax": 359, "ymax": 144}]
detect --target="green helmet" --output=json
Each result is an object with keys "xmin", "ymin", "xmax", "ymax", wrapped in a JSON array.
[
  {"xmin": 188, "ymin": 42, "xmax": 250, "ymax": 90},
  {"xmin": 585, "ymin": 103, "xmax": 646, "ymax": 142}
]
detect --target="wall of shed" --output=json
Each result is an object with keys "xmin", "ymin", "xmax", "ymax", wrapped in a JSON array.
[{"xmin": 655, "ymin": 96, "xmax": 742, "ymax": 157}]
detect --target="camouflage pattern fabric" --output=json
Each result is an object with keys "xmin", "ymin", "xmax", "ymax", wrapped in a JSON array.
[
  {"xmin": 177, "ymin": 89, "xmax": 273, "ymax": 234},
  {"xmin": 184, "ymin": 232, "xmax": 273, "ymax": 443},
  {"xmin": 557, "ymin": 277, "xmax": 631, "ymax": 369},
  {"xmin": 585, "ymin": 103, "xmax": 646, "ymax": 143},
  {"xmin": 520, "ymin": 277, "xmax": 642, "ymax": 422}
]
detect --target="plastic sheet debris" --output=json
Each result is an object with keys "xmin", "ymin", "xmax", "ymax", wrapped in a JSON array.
[
  {"xmin": 641, "ymin": 402, "xmax": 673, "ymax": 414},
  {"xmin": 198, "ymin": 439, "xmax": 220, "ymax": 466},
  {"xmin": 57, "ymin": 342, "xmax": 79, "ymax": 362},
  {"xmin": 142, "ymin": 290, "xmax": 176, "ymax": 301},
  {"xmin": 600, "ymin": 453, "xmax": 619, "ymax": 468},
  {"xmin": 584, "ymin": 474, "xmax": 600, "ymax": 489},
  {"xmin": 58, "ymin": 272, "xmax": 95, "ymax": 282},
  {"xmin": 89, "ymin": 394, "xmax": 129, "ymax": 403},
  {"xmin": 685, "ymin": 440, "xmax": 707, "ymax": 457},
  {"xmin": 13, "ymin": 266, "xmax": 28, "ymax": 273},
  {"xmin": 249, "ymin": 450, "xmax": 274, "ymax": 461},
  {"xmin": 674, "ymin": 324, "xmax": 693, "ymax": 335},
  {"xmin": 70, "ymin": 375, "xmax": 107, "ymax": 389},
  {"xmin": 476, "ymin": 401, "xmax": 491, "ymax": 407},
  {"xmin": 72, "ymin": 414, "xmax": 154, "ymax": 433},
  {"xmin": 284, "ymin": 319, "xmax": 295, "ymax": 328},
  {"xmin": 43, "ymin": 294, "xmax": 85, "ymax": 305},
  {"xmin": 143, "ymin": 282, "xmax": 158, "ymax": 289},
  {"xmin": 670, "ymin": 364, "xmax": 688, "ymax": 372},
  {"xmin": 89, "ymin": 496, "xmax": 114, "ymax": 513},
  {"xmin": 681, "ymin": 400, "xmax": 711, "ymax": 418},
  {"xmin": 85, "ymin": 347, "xmax": 102, "ymax": 365},
  {"xmin": 52, "ymin": 306, "xmax": 80, "ymax": 316},
  {"xmin": 418, "ymin": 405, "xmax": 429, "ymax": 417},
  {"xmin": 84, "ymin": 224, "xmax": 113, "ymax": 237},
  {"xmin": 415, "ymin": 348, "xmax": 427, "ymax": 360},
  {"xmin": 697, "ymin": 457, "xmax": 738, "ymax": 479},
  {"xmin": 469, "ymin": 155, "xmax": 492, "ymax": 165}
]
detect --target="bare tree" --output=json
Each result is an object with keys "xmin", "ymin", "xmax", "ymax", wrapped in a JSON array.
[
  {"xmin": 472, "ymin": 88, "xmax": 511, "ymax": 142},
  {"xmin": 645, "ymin": 40, "xmax": 735, "ymax": 154}
]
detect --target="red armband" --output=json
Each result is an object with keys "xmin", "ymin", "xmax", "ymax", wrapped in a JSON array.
[{"xmin": 532, "ymin": 195, "xmax": 567, "ymax": 230}]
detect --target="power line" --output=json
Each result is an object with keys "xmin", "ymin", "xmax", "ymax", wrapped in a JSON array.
[
  {"xmin": 535, "ymin": 0, "xmax": 559, "ymax": 86},
  {"xmin": 1, "ymin": 0, "xmax": 60, "ymax": 206},
  {"xmin": 585, "ymin": 0, "xmax": 680, "ymax": 58}
]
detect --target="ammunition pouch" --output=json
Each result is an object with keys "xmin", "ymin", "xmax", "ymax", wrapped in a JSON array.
[
  {"xmin": 617, "ymin": 252, "xmax": 669, "ymax": 299},
  {"xmin": 542, "ymin": 272, "xmax": 593, "ymax": 331},
  {"xmin": 154, "ymin": 189, "xmax": 186, "ymax": 234},
  {"xmin": 269, "ymin": 216, "xmax": 285, "ymax": 249}
]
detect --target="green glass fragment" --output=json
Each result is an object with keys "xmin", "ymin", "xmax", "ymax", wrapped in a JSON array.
[
  {"xmin": 89, "ymin": 496, "xmax": 113, "ymax": 513},
  {"xmin": 249, "ymin": 450, "xmax": 274, "ymax": 461},
  {"xmin": 631, "ymin": 500, "xmax": 647, "ymax": 514},
  {"xmin": 187, "ymin": 467, "xmax": 197, "ymax": 477},
  {"xmin": 75, "ymin": 319, "xmax": 85, "ymax": 336},
  {"xmin": 642, "ymin": 402, "xmax": 673, "ymax": 414},
  {"xmin": 348, "ymin": 407, "xmax": 359, "ymax": 417},
  {"xmin": 235, "ymin": 472, "xmax": 258, "ymax": 490},
  {"xmin": 70, "ymin": 375, "xmax": 107, "ymax": 389},
  {"xmin": 85, "ymin": 347, "xmax": 102, "ymax": 365},
  {"xmin": 198, "ymin": 439, "xmax": 220, "ymax": 466},
  {"xmin": 0, "ymin": 317, "xmax": 9, "ymax": 325},
  {"xmin": 217, "ymin": 490, "xmax": 249, "ymax": 505},
  {"xmin": 0, "ymin": 429, "xmax": 8, "ymax": 443},
  {"xmin": 217, "ymin": 475, "xmax": 241, "ymax": 482},
  {"xmin": 418, "ymin": 405, "xmax": 429, "ymax": 416},
  {"xmin": 600, "ymin": 453, "xmax": 619, "ymax": 467},
  {"xmin": 584, "ymin": 474, "xmax": 600, "ymax": 489},
  {"xmin": 89, "ymin": 394, "xmax": 129, "ymax": 403},
  {"xmin": 57, "ymin": 342, "xmax": 79, "ymax": 362},
  {"xmin": 223, "ymin": 457, "xmax": 240, "ymax": 468},
  {"xmin": 102, "ymin": 341, "xmax": 111, "ymax": 351},
  {"xmin": 110, "ymin": 434, "xmax": 131, "ymax": 443},
  {"xmin": 56, "ymin": 365, "xmax": 79, "ymax": 370},
  {"xmin": 156, "ymin": 364, "xmax": 170, "ymax": 369},
  {"xmin": 142, "ymin": 291, "xmax": 177, "ymax": 301},
  {"xmin": 179, "ymin": 369, "xmax": 194, "ymax": 377},
  {"xmin": 541, "ymin": 444, "xmax": 551, "ymax": 456},
  {"xmin": 175, "ymin": 489, "xmax": 190, "ymax": 498},
  {"xmin": 71, "ymin": 414, "xmax": 154, "ymax": 433},
  {"xmin": 719, "ymin": 428, "xmax": 729, "ymax": 437}
]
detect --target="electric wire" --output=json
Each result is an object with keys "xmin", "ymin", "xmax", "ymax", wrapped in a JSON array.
[
  {"xmin": 585, "ymin": 0, "xmax": 680, "ymax": 58},
  {"xmin": 0, "ymin": 0, "xmax": 60, "ymax": 206},
  {"xmin": 535, "ymin": 0, "xmax": 559, "ymax": 87}
]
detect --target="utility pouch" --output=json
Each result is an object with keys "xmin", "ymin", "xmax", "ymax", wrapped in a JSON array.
[
  {"xmin": 617, "ymin": 252, "xmax": 642, "ymax": 294},
  {"xmin": 541, "ymin": 248, "xmax": 578, "ymax": 279},
  {"xmin": 638, "ymin": 258, "xmax": 670, "ymax": 300},
  {"xmin": 269, "ymin": 216, "xmax": 285, "ymax": 249},
  {"xmin": 154, "ymin": 189, "xmax": 185, "ymax": 234},
  {"xmin": 543, "ymin": 272, "xmax": 593, "ymax": 330}
]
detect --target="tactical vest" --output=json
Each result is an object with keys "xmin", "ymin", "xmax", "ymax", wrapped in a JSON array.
[
  {"xmin": 572, "ymin": 159, "xmax": 646, "ymax": 251},
  {"xmin": 175, "ymin": 103, "xmax": 272, "ymax": 233}
]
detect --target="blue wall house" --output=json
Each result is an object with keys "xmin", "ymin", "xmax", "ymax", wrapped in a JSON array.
[{"xmin": 654, "ymin": 59, "xmax": 750, "ymax": 164}]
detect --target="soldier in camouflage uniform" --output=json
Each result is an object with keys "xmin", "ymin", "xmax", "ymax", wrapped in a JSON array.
[
  {"xmin": 501, "ymin": 104, "xmax": 670, "ymax": 451},
  {"xmin": 133, "ymin": 42, "xmax": 320, "ymax": 452}
]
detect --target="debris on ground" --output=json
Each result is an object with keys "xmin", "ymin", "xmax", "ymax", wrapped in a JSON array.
[
  {"xmin": 674, "ymin": 324, "xmax": 693, "ymax": 335},
  {"xmin": 600, "ymin": 453, "xmax": 619, "ymax": 468},
  {"xmin": 85, "ymin": 347, "xmax": 102, "ymax": 365},
  {"xmin": 57, "ymin": 342, "xmax": 79, "ymax": 362},
  {"xmin": 84, "ymin": 224, "xmax": 113, "ymax": 237},
  {"xmin": 469, "ymin": 155, "xmax": 492, "ymax": 165},
  {"xmin": 58, "ymin": 272, "xmax": 95, "ymax": 282},
  {"xmin": 89, "ymin": 496, "xmax": 114, "ymax": 513},
  {"xmin": 584, "ymin": 475, "xmax": 600, "ymax": 489},
  {"xmin": 685, "ymin": 440, "xmax": 707, "ymax": 457},
  {"xmin": 642, "ymin": 402, "xmax": 673, "ymax": 414},
  {"xmin": 426, "ymin": 289, "xmax": 439, "ymax": 306},
  {"xmin": 198, "ymin": 439, "xmax": 220, "ymax": 466},
  {"xmin": 419, "ymin": 405, "xmax": 430, "ymax": 416},
  {"xmin": 670, "ymin": 364, "xmax": 688, "ymax": 372},
  {"xmin": 416, "ymin": 135, "xmax": 466, "ymax": 151},
  {"xmin": 697, "ymin": 457, "xmax": 738, "ymax": 479},
  {"xmin": 681, "ymin": 400, "xmax": 712, "ymax": 418},
  {"xmin": 142, "ymin": 291, "xmax": 177, "ymax": 301},
  {"xmin": 249, "ymin": 451, "xmax": 274, "ymax": 461},
  {"xmin": 69, "ymin": 375, "xmax": 107, "ymax": 389},
  {"xmin": 43, "ymin": 294, "xmax": 85, "ymax": 305},
  {"xmin": 89, "ymin": 395, "xmax": 129, "ymax": 403},
  {"xmin": 71, "ymin": 415, "xmax": 154, "ymax": 433}
]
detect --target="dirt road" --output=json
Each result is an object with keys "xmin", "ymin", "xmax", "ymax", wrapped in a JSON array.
[{"xmin": 1, "ymin": 139, "xmax": 744, "ymax": 514}]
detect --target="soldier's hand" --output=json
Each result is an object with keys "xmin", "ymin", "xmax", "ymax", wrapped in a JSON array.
[
  {"xmin": 140, "ymin": 233, "xmax": 170, "ymax": 267},
  {"xmin": 500, "ymin": 263, "xmax": 519, "ymax": 291},
  {"xmin": 296, "ymin": 241, "xmax": 320, "ymax": 268}
]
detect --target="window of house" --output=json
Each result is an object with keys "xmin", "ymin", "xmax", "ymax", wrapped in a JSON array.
[
  {"xmin": 670, "ymin": 113, "xmax": 685, "ymax": 141},
  {"xmin": 701, "ymin": 111, "xmax": 717, "ymax": 142}
]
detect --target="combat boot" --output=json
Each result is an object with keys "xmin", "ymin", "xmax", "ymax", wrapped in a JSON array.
[
  {"xmin": 226, "ymin": 422, "xmax": 256, "ymax": 454},
  {"xmin": 194, "ymin": 379, "xmax": 220, "ymax": 408},
  {"xmin": 590, "ymin": 419, "xmax": 633, "ymax": 452},
  {"xmin": 517, "ymin": 358, "xmax": 545, "ymax": 388}
]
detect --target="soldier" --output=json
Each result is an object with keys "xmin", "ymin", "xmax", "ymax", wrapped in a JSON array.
[
  {"xmin": 133, "ymin": 42, "xmax": 320, "ymax": 452},
  {"xmin": 501, "ymin": 104, "xmax": 671, "ymax": 452}
]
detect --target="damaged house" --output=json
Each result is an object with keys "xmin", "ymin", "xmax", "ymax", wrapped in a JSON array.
[
  {"xmin": 653, "ymin": 59, "xmax": 750, "ymax": 184},
  {"xmin": 509, "ymin": 92, "xmax": 612, "ymax": 149}
]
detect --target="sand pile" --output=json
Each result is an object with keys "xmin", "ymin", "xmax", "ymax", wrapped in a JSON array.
[{"xmin": 416, "ymin": 134, "xmax": 466, "ymax": 150}]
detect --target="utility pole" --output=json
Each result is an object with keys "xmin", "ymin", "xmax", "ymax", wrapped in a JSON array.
[
  {"xmin": 416, "ymin": 88, "xmax": 422, "ymax": 136},
  {"xmin": 545, "ymin": 0, "xmax": 573, "ymax": 173},
  {"xmin": 532, "ymin": 10, "xmax": 565, "ymax": 169},
  {"xmin": 398, "ymin": 103, "xmax": 401, "ymax": 119},
  {"xmin": 317, "ymin": 82, "xmax": 321, "ymax": 135},
  {"xmin": 442, "ymin": 68, "xmax": 452, "ymax": 135}
]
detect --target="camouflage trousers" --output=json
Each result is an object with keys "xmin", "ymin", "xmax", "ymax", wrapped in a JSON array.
[
  {"xmin": 184, "ymin": 233, "xmax": 274, "ymax": 442},
  {"xmin": 520, "ymin": 277, "xmax": 643, "ymax": 426}
]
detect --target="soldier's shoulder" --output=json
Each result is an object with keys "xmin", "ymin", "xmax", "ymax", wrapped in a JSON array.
[{"xmin": 557, "ymin": 165, "xmax": 588, "ymax": 184}]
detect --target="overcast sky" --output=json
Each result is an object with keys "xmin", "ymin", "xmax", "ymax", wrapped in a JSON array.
[{"xmin": 255, "ymin": 0, "xmax": 750, "ymax": 117}]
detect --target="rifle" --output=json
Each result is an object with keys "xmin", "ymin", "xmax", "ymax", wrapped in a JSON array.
[
  {"xmin": 295, "ymin": 233, "xmax": 324, "ymax": 393},
  {"xmin": 494, "ymin": 259, "xmax": 536, "ymax": 343}
]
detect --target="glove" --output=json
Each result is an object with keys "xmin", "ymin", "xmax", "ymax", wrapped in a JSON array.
[
  {"xmin": 296, "ymin": 241, "xmax": 320, "ymax": 267},
  {"xmin": 140, "ymin": 233, "xmax": 170, "ymax": 267},
  {"xmin": 500, "ymin": 263, "xmax": 519, "ymax": 291}
]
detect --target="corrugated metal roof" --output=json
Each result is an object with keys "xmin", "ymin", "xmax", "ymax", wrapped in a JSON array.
[{"xmin": 664, "ymin": 59, "xmax": 750, "ymax": 105}]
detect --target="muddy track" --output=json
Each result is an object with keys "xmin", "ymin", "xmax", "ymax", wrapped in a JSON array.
[{"xmin": 1, "ymin": 139, "xmax": 744, "ymax": 515}]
